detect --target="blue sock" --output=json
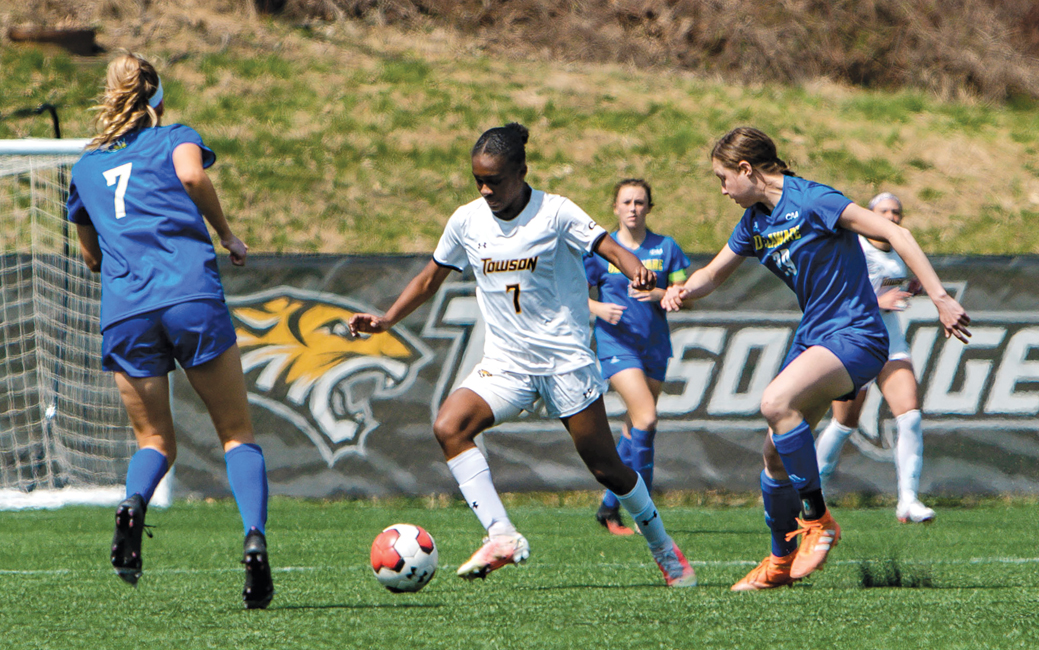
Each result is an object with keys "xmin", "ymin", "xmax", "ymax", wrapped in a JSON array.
[
  {"xmin": 630, "ymin": 427, "xmax": 656, "ymax": 491},
  {"xmin": 771, "ymin": 420, "xmax": 822, "ymax": 493},
  {"xmin": 601, "ymin": 435, "xmax": 632, "ymax": 510},
  {"xmin": 125, "ymin": 448, "xmax": 169, "ymax": 505},
  {"xmin": 225, "ymin": 443, "xmax": 268, "ymax": 536},
  {"xmin": 761, "ymin": 470, "xmax": 800, "ymax": 557}
]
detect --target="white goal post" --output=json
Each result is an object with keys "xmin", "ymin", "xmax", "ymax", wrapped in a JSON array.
[{"xmin": 0, "ymin": 138, "xmax": 171, "ymax": 509}]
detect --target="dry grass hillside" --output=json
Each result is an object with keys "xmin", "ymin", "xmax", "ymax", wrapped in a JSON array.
[{"xmin": 3, "ymin": 0, "xmax": 1039, "ymax": 254}]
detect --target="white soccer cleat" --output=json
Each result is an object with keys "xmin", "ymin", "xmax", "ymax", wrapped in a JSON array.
[
  {"xmin": 456, "ymin": 533, "xmax": 530, "ymax": 580},
  {"xmin": 897, "ymin": 500, "xmax": 936, "ymax": 524}
]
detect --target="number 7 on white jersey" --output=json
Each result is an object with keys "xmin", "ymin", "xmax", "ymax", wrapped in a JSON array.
[{"xmin": 102, "ymin": 162, "xmax": 133, "ymax": 219}]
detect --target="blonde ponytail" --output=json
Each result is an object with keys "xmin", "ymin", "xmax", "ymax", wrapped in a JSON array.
[{"xmin": 88, "ymin": 52, "xmax": 161, "ymax": 150}]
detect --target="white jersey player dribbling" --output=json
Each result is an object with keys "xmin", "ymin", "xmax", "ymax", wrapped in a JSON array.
[
  {"xmin": 436, "ymin": 190, "xmax": 609, "ymax": 419},
  {"xmin": 349, "ymin": 122, "xmax": 696, "ymax": 587}
]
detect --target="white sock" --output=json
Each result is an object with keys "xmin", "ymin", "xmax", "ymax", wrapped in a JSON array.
[
  {"xmin": 816, "ymin": 420, "xmax": 855, "ymax": 490},
  {"xmin": 447, "ymin": 447, "xmax": 515, "ymax": 537},
  {"xmin": 895, "ymin": 409, "xmax": 924, "ymax": 504},
  {"xmin": 616, "ymin": 473, "xmax": 670, "ymax": 553}
]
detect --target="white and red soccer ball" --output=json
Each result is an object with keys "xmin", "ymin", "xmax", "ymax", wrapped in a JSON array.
[{"xmin": 370, "ymin": 523, "xmax": 438, "ymax": 593}]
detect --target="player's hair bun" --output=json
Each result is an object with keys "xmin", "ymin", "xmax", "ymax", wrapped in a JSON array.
[{"xmin": 503, "ymin": 122, "xmax": 529, "ymax": 145}]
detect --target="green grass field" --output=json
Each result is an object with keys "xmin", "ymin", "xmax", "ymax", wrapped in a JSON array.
[{"xmin": 1, "ymin": 497, "xmax": 1037, "ymax": 649}]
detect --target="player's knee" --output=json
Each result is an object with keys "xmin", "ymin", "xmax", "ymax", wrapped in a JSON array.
[
  {"xmin": 432, "ymin": 413, "xmax": 465, "ymax": 450},
  {"xmin": 759, "ymin": 392, "xmax": 793, "ymax": 427},
  {"xmin": 630, "ymin": 414, "xmax": 658, "ymax": 432}
]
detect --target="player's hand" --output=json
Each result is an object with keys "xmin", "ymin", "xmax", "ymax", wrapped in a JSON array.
[
  {"xmin": 596, "ymin": 302, "xmax": 626, "ymax": 325},
  {"xmin": 349, "ymin": 313, "xmax": 389, "ymax": 337},
  {"xmin": 934, "ymin": 294, "xmax": 971, "ymax": 343},
  {"xmin": 661, "ymin": 285, "xmax": 688, "ymax": 312},
  {"xmin": 629, "ymin": 266, "xmax": 656, "ymax": 292},
  {"xmin": 628, "ymin": 286, "xmax": 656, "ymax": 303},
  {"xmin": 221, "ymin": 235, "xmax": 248, "ymax": 266},
  {"xmin": 878, "ymin": 289, "xmax": 912, "ymax": 311}
]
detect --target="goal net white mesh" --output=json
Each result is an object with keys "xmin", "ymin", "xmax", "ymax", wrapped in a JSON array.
[{"xmin": 0, "ymin": 139, "xmax": 170, "ymax": 508}]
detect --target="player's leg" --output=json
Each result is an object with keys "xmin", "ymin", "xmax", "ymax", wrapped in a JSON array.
[
  {"xmin": 878, "ymin": 360, "xmax": 934, "ymax": 522},
  {"xmin": 439, "ymin": 368, "xmax": 531, "ymax": 579},
  {"xmin": 102, "ymin": 312, "xmax": 178, "ymax": 586},
  {"xmin": 175, "ymin": 300, "xmax": 272, "ymax": 608},
  {"xmin": 597, "ymin": 362, "xmax": 661, "ymax": 535},
  {"xmin": 183, "ymin": 345, "xmax": 274, "ymax": 608},
  {"xmin": 111, "ymin": 371, "xmax": 176, "ymax": 586},
  {"xmin": 561, "ymin": 395, "xmax": 695, "ymax": 586},
  {"xmin": 596, "ymin": 416, "xmax": 635, "ymax": 535},
  {"xmin": 759, "ymin": 346, "xmax": 855, "ymax": 581},
  {"xmin": 611, "ymin": 367, "xmax": 662, "ymax": 490},
  {"xmin": 816, "ymin": 389, "xmax": 866, "ymax": 491}
]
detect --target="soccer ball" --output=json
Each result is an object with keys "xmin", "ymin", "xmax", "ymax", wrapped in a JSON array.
[{"xmin": 370, "ymin": 523, "xmax": 438, "ymax": 593}]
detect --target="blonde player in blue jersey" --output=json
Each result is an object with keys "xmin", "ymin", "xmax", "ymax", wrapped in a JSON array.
[
  {"xmin": 815, "ymin": 192, "xmax": 936, "ymax": 523},
  {"xmin": 66, "ymin": 52, "xmax": 273, "ymax": 608},
  {"xmin": 663, "ymin": 127, "xmax": 970, "ymax": 590},
  {"xmin": 350, "ymin": 123, "xmax": 697, "ymax": 587},
  {"xmin": 585, "ymin": 179, "xmax": 690, "ymax": 535}
]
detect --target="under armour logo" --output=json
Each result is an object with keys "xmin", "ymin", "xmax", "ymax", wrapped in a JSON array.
[
  {"xmin": 471, "ymin": 501, "xmax": 479, "ymax": 509},
  {"xmin": 640, "ymin": 510, "xmax": 659, "ymax": 527},
  {"xmin": 477, "ymin": 242, "xmax": 488, "ymax": 249}
]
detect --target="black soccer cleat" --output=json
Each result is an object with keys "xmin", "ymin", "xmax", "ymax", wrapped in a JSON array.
[
  {"xmin": 595, "ymin": 503, "xmax": 636, "ymax": 536},
  {"xmin": 111, "ymin": 494, "xmax": 147, "ymax": 586},
  {"xmin": 242, "ymin": 528, "xmax": 274, "ymax": 610}
]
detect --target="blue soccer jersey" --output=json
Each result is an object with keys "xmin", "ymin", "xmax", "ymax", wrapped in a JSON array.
[
  {"xmin": 585, "ymin": 231, "xmax": 690, "ymax": 360},
  {"xmin": 67, "ymin": 125, "xmax": 225, "ymax": 330},
  {"xmin": 726, "ymin": 175, "xmax": 885, "ymax": 345}
]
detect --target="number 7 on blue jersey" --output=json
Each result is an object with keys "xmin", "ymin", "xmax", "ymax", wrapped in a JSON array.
[{"xmin": 102, "ymin": 162, "xmax": 133, "ymax": 219}]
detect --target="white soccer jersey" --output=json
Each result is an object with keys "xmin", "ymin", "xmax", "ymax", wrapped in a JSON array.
[
  {"xmin": 859, "ymin": 235, "xmax": 907, "ymax": 298},
  {"xmin": 433, "ymin": 189, "xmax": 608, "ymax": 375},
  {"xmin": 859, "ymin": 235, "xmax": 912, "ymax": 360}
]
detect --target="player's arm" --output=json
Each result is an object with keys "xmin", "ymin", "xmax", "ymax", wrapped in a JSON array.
[
  {"xmin": 349, "ymin": 259, "xmax": 454, "ymax": 335},
  {"xmin": 75, "ymin": 224, "xmax": 102, "ymax": 273},
  {"xmin": 839, "ymin": 203, "xmax": 971, "ymax": 342},
  {"xmin": 594, "ymin": 235, "xmax": 655, "ymax": 291},
  {"xmin": 662, "ymin": 246, "xmax": 744, "ymax": 311},
  {"xmin": 172, "ymin": 142, "xmax": 247, "ymax": 266}
]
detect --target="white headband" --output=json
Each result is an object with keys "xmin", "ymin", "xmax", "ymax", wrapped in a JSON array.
[
  {"xmin": 868, "ymin": 191, "xmax": 901, "ymax": 211},
  {"xmin": 148, "ymin": 78, "xmax": 164, "ymax": 109}
]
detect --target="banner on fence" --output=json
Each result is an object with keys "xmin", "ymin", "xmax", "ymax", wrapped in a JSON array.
[{"xmin": 170, "ymin": 255, "xmax": 1039, "ymax": 498}]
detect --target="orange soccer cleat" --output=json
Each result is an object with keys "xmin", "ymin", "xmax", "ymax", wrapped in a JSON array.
[
  {"xmin": 786, "ymin": 510, "xmax": 841, "ymax": 580},
  {"xmin": 731, "ymin": 552, "xmax": 798, "ymax": 591}
]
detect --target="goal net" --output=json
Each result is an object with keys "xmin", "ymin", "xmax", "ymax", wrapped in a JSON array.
[{"xmin": 0, "ymin": 139, "xmax": 170, "ymax": 508}]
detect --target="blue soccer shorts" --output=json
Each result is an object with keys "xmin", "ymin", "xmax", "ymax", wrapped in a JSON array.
[
  {"xmin": 598, "ymin": 350, "xmax": 670, "ymax": 382},
  {"xmin": 101, "ymin": 298, "xmax": 237, "ymax": 377},
  {"xmin": 780, "ymin": 328, "xmax": 888, "ymax": 401}
]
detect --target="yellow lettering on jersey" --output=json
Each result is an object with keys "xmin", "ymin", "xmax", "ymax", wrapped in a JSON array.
[
  {"xmin": 481, "ymin": 256, "xmax": 539, "ymax": 274},
  {"xmin": 608, "ymin": 259, "xmax": 662, "ymax": 274},
  {"xmin": 753, "ymin": 225, "xmax": 801, "ymax": 251}
]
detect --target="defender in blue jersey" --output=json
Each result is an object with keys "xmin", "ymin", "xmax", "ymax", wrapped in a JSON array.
[
  {"xmin": 67, "ymin": 53, "xmax": 273, "ymax": 608},
  {"xmin": 663, "ymin": 127, "xmax": 970, "ymax": 589},
  {"xmin": 584, "ymin": 179, "xmax": 690, "ymax": 535}
]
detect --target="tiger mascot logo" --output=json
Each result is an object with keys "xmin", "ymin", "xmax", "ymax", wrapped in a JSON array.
[{"xmin": 229, "ymin": 288, "xmax": 433, "ymax": 466}]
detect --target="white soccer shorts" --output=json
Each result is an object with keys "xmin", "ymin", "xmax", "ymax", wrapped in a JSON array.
[{"xmin": 458, "ymin": 361, "xmax": 607, "ymax": 423}]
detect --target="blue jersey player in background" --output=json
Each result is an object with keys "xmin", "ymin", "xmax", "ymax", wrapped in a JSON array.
[
  {"xmin": 66, "ymin": 52, "xmax": 273, "ymax": 609},
  {"xmin": 585, "ymin": 179, "xmax": 690, "ymax": 535},
  {"xmin": 663, "ymin": 127, "xmax": 970, "ymax": 590}
]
